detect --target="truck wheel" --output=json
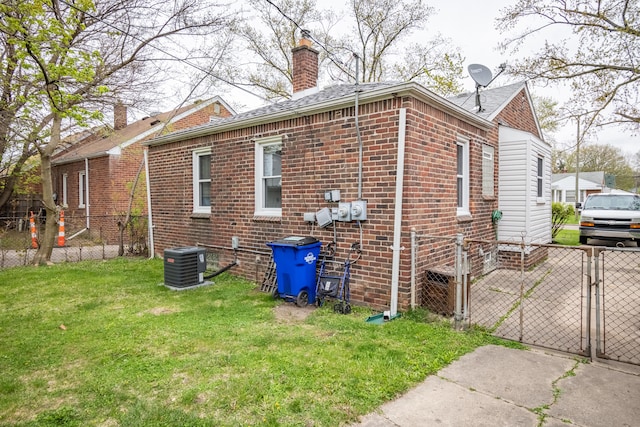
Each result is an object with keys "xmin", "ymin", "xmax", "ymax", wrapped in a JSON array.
[{"xmin": 579, "ymin": 236, "xmax": 588, "ymax": 245}]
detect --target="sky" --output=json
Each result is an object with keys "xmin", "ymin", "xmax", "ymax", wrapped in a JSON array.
[
  {"xmin": 203, "ymin": 0, "xmax": 638, "ymax": 158},
  {"xmin": 424, "ymin": 0, "xmax": 637, "ymax": 158}
]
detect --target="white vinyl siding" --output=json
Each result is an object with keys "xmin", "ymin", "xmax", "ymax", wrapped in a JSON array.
[{"xmin": 498, "ymin": 127, "xmax": 552, "ymax": 244}]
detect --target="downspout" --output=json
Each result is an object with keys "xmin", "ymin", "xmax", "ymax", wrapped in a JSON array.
[
  {"xmin": 390, "ymin": 108, "xmax": 407, "ymax": 317},
  {"xmin": 144, "ymin": 148, "xmax": 155, "ymax": 258},
  {"xmin": 85, "ymin": 158, "xmax": 90, "ymax": 229}
]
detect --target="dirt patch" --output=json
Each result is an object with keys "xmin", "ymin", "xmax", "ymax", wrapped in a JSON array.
[
  {"xmin": 147, "ymin": 307, "xmax": 178, "ymax": 316},
  {"xmin": 273, "ymin": 303, "xmax": 315, "ymax": 323}
]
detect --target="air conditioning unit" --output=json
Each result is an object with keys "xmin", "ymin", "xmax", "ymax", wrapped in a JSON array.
[{"xmin": 164, "ymin": 247, "xmax": 206, "ymax": 289}]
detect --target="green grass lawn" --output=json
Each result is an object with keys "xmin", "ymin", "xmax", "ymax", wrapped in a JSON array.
[
  {"xmin": 0, "ymin": 258, "xmax": 513, "ymax": 426},
  {"xmin": 553, "ymin": 229, "xmax": 580, "ymax": 246}
]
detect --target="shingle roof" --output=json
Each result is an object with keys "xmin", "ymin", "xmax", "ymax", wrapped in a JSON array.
[
  {"xmin": 447, "ymin": 81, "xmax": 527, "ymax": 120},
  {"xmin": 53, "ymin": 98, "xmax": 228, "ymax": 164},
  {"xmin": 145, "ymin": 81, "xmax": 495, "ymax": 146},
  {"xmin": 552, "ymin": 171, "xmax": 605, "ymax": 185},
  {"xmin": 171, "ymin": 82, "xmax": 398, "ymax": 136}
]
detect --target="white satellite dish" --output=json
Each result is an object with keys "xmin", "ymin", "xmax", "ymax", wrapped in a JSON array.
[{"xmin": 468, "ymin": 64, "xmax": 493, "ymax": 87}]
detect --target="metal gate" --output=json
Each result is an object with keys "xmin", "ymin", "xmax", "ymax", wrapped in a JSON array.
[
  {"xmin": 417, "ymin": 235, "xmax": 640, "ymax": 366},
  {"xmin": 467, "ymin": 243, "xmax": 590, "ymax": 358},
  {"xmin": 595, "ymin": 247, "xmax": 640, "ymax": 365}
]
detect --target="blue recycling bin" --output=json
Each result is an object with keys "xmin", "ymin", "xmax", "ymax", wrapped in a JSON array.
[{"xmin": 267, "ymin": 236, "xmax": 322, "ymax": 306}]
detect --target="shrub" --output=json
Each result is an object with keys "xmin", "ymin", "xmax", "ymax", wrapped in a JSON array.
[{"xmin": 552, "ymin": 202, "xmax": 575, "ymax": 240}]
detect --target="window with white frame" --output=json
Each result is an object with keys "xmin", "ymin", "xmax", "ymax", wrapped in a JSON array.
[
  {"xmin": 456, "ymin": 137, "xmax": 470, "ymax": 216},
  {"xmin": 255, "ymin": 136, "xmax": 282, "ymax": 216},
  {"xmin": 62, "ymin": 173, "xmax": 68, "ymax": 207},
  {"xmin": 537, "ymin": 156, "xmax": 544, "ymax": 199},
  {"xmin": 192, "ymin": 148, "xmax": 211, "ymax": 214},
  {"xmin": 78, "ymin": 171, "xmax": 86, "ymax": 208},
  {"xmin": 482, "ymin": 144, "xmax": 494, "ymax": 197}
]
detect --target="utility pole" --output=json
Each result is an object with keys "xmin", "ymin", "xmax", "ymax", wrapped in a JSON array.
[{"xmin": 575, "ymin": 119, "xmax": 581, "ymax": 220}]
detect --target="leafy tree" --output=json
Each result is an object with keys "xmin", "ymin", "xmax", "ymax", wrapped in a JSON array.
[
  {"xmin": 497, "ymin": 0, "xmax": 640, "ymax": 128},
  {"xmin": 563, "ymin": 144, "xmax": 635, "ymax": 190},
  {"xmin": 1, "ymin": 0, "xmax": 234, "ymax": 264},
  {"xmin": 234, "ymin": 0, "xmax": 464, "ymax": 100}
]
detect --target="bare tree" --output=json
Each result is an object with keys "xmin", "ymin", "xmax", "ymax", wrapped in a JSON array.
[
  {"xmin": 497, "ymin": 0, "xmax": 640, "ymax": 127},
  {"xmin": 233, "ymin": 0, "xmax": 464, "ymax": 100},
  {"xmin": 1, "ymin": 0, "xmax": 235, "ymax": 264}
]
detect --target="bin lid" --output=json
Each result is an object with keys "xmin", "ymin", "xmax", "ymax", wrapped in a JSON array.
[{"xmin": 267, "ymin": 236, "xmax": 320, "ymax": 247}]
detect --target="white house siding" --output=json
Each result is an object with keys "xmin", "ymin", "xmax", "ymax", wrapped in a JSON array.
[
  {"xmin": 498, "ymin": 126, "xmax": 552, "ymax": 245},
  {"xmin": 551, "ymin": 176, "xmax": 602, "ymax": 204}
]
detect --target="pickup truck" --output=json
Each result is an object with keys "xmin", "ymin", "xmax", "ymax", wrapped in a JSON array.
[{"xmin": 578, "ymin": 193, "xmax": 640, "ymax": 245}]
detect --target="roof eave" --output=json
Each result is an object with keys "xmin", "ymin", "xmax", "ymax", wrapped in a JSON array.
[
  {"xmin": 145, "ymin": 82, "xmax": 493, "ymax": 147},
  {"xmin": 52, "ymin": 150, "xmax": 109, "ymax": 165}
]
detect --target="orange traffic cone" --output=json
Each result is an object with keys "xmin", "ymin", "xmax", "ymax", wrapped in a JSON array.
[
  {"xmin": 30, "ymin": 211, "xmax": 38, "ymax": 248},
  {"xmin": 58, "ymin": 210, "xmax": 65, "ymax": 247}
]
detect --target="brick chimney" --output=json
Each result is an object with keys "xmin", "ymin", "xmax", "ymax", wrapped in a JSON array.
[
  {"xmin": 291, "ymin": 31, "xmax": 319, "ymax": 94},
  {"xmin": 114, "ymin": 102, "xmax": 127, "ymax": 130}
]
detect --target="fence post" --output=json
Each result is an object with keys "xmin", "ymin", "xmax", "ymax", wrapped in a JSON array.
[
  {"xmin": 455, "ymin": 233, "xmax": 464, "ymax": 329},
  {"xmin": 592, "ymin": 247, "xmax": 601, "ymax": 359},
  {"xmin": 518, "ymin": 234, "xmax": 525, "ymax": 342},
  {"xmin": 410, "ymin": 228, "xmax": 416, "ymax": 309}
]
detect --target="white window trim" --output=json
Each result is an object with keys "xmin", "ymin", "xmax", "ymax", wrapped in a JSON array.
[
  {"xmin": 254, "ymin": 136, "xmax": 282, "ymax": 217},
  {"xmin": 78, "ymin": 171, "xmax": 86, "ymax": 208},
  {"xmin": 457, "ymin": 136, "xmax": 470, "ymax": 217},
  {"xmin": 62, "ymin": 173, "xmax": 68, "ymax": 207},
  {"xmin": 192, "ymin": 148, "xmax": 212, "ymax": 214},
  {"xmin": 536, "ymin": 156, "xmax": 545, "ymax": 203}
]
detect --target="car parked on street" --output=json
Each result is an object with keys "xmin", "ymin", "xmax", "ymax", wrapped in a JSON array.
[{"xmin": 579, "ymin": 193, "xmax": 640, "ymax": 245}]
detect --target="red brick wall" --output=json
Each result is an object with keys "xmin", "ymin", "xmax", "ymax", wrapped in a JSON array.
[
  {"xmin": 148, "ymin": 95, "xmax": 503, "ymax": 310},
  {"xmin": 292, "ymin": 44, "xmax": 319, "ymax": 93},
  {"xmin": 51, "ymin": 100, "xmax": 233, "ymax": 245},
  {"xmin": 490, "ymin": 88, "xmax": 541, "ymax": 140}
]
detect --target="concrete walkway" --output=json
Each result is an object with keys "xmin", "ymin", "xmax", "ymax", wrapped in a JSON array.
[{"xmin": 352, "ymin": 345, "xmax": 640, "ymax": 427}]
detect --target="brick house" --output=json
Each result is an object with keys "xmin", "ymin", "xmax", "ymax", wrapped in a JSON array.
[
  {"xmin": 51, "ymin": 97, "xmax": 234, "ymax": 244},
  {"xmin": 144, "ymin": 38, "xmax": 550, "ymax": 311}
]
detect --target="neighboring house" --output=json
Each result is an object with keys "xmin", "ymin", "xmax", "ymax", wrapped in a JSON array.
[
  {"xmin": 552, "ymin": 171, "xmax": 613, "ymax": 205},
  {"xmin": 51, "ymin": 98, "xmax": 234, "ymax": 244},
  {"xmin": 144, "ymin": 37, "xmax": 550, "ymax": 311}
]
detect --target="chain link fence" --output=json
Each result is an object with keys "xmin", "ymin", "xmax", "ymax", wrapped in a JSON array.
[
  {"xmin": 0, "ymin": 213, "xmax": 148, "ymax": 269},
  {"xmin": 467, "ymin": 240, "xmax": 590, "ymax": 357},
  {"xmin": 596, "ymin": 247, "xmax": 640, "ymax": 365},
  {"xmin": 413, "ymin": 232, "xmax": 640, "ymax": 366}
]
